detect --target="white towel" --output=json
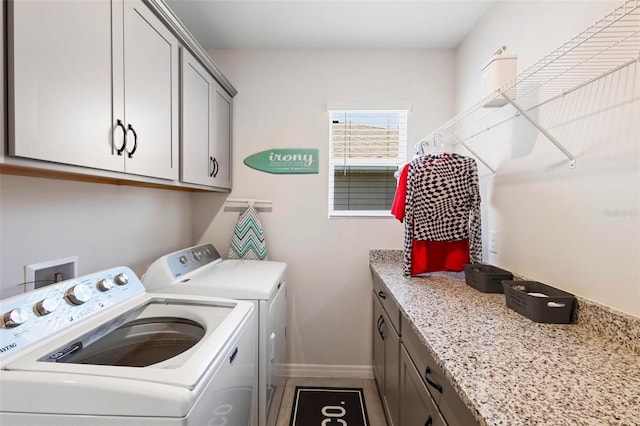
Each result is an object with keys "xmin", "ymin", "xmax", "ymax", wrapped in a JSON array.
[{"xmin": 228, "ymin": 206, "xmax": 268, "ymax": 260}]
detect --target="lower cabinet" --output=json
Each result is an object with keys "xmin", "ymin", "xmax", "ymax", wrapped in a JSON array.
[
  {"xmin": 372, "ymin": 293, "xmax": 385, "ymax": 387},
  {"xmin": 402, "ymin": 317, "xmax": 479, "ymax": 426},
  {"xmin": 400, "ymin": 346, "xmax": 447, "ymax": 426},
  {"xmin": 372, "ymin": 293, "xmax": 400, "ymax": 426},
  {"xmin": 371, "ymin": 274, "xmax": 480, "ymax": 426}
]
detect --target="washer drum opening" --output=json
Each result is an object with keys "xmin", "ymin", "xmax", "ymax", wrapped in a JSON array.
[{"xmin": 56, "ymin": 317, "xmax": 205, "ymax": 367}]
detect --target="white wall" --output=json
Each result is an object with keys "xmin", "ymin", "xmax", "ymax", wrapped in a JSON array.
[
  {"xmin": 455, "ymin": 1, "xmax": 639, "ymax": 316},
  {"xmin": 195, "ymin": 49, "xmax": 456, "ymax": 368},
  {"xmin": 0, "ymin": 175, "xmax": 195, "ymax": 299}
]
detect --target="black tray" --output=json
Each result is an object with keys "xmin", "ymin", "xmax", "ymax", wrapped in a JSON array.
[
  {"xmin": 463, "ymin": 264, "xmax": 513, "ymax": 293},
  {"xmin": 502, "ymin": 281, "xmax": 576, "ymax": 324}
]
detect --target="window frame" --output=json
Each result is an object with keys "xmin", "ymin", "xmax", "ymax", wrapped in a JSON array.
[{"xmin": 328, "ymin": 108, "xmax": 409, "ymax": 218}]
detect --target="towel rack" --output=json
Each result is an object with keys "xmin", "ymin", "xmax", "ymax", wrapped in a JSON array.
[
  {"xmin": 417, "ymin": 0, "xmax": 639, "ymax": 173},
  {"xmin": 226, "ymin": 198, "xmax": 273, "ymax": 207}
]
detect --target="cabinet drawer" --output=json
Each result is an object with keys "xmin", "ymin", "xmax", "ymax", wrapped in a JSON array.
[
  {"xmin": 372, "ymin": 270, "xmax": 401, "ymax": 335},
  {"xmin": 402, "ymin": 316, "xmax": 479, "ymax": 426}
]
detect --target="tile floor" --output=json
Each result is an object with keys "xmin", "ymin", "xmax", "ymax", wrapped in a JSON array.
[{"xmin": 274, "ymin": 377, "xmax": 388, "ymax": 426}]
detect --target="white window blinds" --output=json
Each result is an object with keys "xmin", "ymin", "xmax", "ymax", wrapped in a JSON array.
[{"xmin": 328, "ymin": 109, "xmax": 408, "ymax": 216}]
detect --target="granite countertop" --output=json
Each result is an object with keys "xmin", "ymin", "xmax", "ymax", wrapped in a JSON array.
[{"xmin": 370, "ymin": 250, "xmax": 640, "ymax": 426}]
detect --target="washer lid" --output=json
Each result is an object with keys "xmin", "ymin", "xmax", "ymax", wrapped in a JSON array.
[
  {"xmin": 4, "ymin": 294, "xmax": 253, "ymax": 389},
  {"xmin": 148, "ymin": 259, "xmax": 287, "ymax": 300}
]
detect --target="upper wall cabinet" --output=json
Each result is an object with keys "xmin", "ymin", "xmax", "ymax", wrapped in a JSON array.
[
  {"xmin": 211, "ymin": 80, "xmax": 232, "ymax": 189},
  {"xmin": 181, "ymin": 48, "xmax": 232, "ymax": 189},
  {"xmin": 8, "ymin": 0, "xmax": 179, "ymax": 181}
]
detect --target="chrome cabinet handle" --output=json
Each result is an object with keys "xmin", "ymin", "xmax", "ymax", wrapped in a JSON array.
[
  {"xmin": 115, "ymin": 119, "xmax": 127, "ymax": 156},
  {"xmin": 377, "ymin": 290, "xmax": 387, "ymax": 299},
  {"xmin": 125, "ymin": 124, "xmax": 138, "ymax": 158},
  {"xmin": 424, "ymin": 366, "xmax": 443, "ymax": 393}
]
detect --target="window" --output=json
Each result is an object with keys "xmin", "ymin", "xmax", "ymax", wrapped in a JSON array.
[{"xmin": 328, "ymin": 109, "xmax": 408, "ymax": 217}]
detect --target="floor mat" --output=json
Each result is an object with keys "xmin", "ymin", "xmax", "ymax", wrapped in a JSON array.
[{"xmin": 289, "ymin": 386, "xmax": 369, "ymax": 426}]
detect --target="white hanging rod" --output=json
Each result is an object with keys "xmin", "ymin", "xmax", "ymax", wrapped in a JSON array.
[{"xmin": 226, "ymin": 198, "xmax": 273, "ymax": 207}]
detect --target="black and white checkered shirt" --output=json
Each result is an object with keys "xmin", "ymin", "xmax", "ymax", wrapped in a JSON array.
[{"xmin": 403, "ymin": 153, "xmax": 482, "ymax": 275}]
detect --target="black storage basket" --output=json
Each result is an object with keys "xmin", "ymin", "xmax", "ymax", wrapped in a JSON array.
[
  {"xmin": 502, "ymin": 281, "xmax": 576, "ymax": 324},
  {"xmin": 463, "ymin": 264, "xmax": 513, "ymax": 293}
]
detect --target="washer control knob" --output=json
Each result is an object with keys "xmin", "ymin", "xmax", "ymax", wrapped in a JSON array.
[
  {"xmin": 35, "ymin": 298, "xmax": 58, "ymax": 315},
  {"xmin": 114, "ymin": 273, "xmax": 129, "ymax": 286},
  {"xmin": 3, "ymin": 308, "xmax": 29, "ymax": 327},
  {"xmin": 66, "ymin": 284, "xmax": 92, "ymax": 305},
  {"xmin": 179, "ymin": 255, "xmax": 188, "ymax": 264},
  {"xmin": 96, "ymin": 278, "xmax": 114, "ymax": 292},
  {"xmin": 192, "ymin": 249, "xmax": 202, "ymax": 261}
]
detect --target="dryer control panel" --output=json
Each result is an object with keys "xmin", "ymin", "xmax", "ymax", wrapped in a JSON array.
[
  {"xmin": 0, "ymin": 267, "xmax": 144, "ymax": 362},
  {"xmin": 166, "ymin": 243, "xmax": 221, "ymax": 278}
]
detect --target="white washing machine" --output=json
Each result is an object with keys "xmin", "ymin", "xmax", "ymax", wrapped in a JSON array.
[
  {"xmin": 143, "ymin": 243, "xmax": 287, "ymax": 426},
  {"xmin": 0, "ymin": 266, "xmax": 257, "ymax": 425}
]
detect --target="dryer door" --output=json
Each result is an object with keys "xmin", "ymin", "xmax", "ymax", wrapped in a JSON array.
[{"xmin": 266, "ymin": 280, "xmax": 287, "ymax": 424}]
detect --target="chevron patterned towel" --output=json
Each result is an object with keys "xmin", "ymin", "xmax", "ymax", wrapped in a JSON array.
[{"xmin": 228, "ymin": 205, "xmax": 268, "ymax": 260}]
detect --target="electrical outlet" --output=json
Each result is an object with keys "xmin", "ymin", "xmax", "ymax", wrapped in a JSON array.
[
  {"xmin": 489, "ymin": 231, "xmax": 498, "ymax": 254},
  {"xmin": 25, "ymin": 256, "xmax": 78, "ymax": 291}
]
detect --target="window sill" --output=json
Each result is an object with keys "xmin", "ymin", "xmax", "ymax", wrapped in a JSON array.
[{"xmin": 329, "ymin": 211, "xmax": 395, "ymax": 219}]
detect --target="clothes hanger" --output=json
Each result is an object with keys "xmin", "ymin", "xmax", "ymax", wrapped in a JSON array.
[{"xmin": 430, "ymin": 131, "xmax": 449, "ymax": 156}]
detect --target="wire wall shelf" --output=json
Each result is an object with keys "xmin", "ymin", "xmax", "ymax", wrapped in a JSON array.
[{"xmin": 418, "ymin": 0, "xmax": 640, "ymax": 173}]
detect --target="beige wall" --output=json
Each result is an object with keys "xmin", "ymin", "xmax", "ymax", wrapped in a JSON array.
[
  {"xmin": 196, "ymin": 49, "xmax": 456, "ymax": 369},
  {"xmin": 455, "ymin": 1, "xmax": 640, "ymax": 316},
  {"xmin": 0, "ymin": 175, "xmax": 196, "ymax": 299}
]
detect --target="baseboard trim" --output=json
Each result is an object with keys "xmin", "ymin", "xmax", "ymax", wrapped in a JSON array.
[{"xmin": 282, "ymin": 363, "xmax": 374, "ymax": 379}]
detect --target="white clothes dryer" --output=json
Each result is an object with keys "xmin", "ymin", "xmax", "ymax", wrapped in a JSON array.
[
  {"xmin": 143, "ymin": 243, "xmax": 287, "ymax": 426},
  {"xmin": 0, "ymin": 267, "xmax": 257, "ymax": 426}
]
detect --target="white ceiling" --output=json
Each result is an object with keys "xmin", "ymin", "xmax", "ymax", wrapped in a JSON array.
[{"xmin": 165, "ymin": 0, "xmax": 499, "ymax": 49}]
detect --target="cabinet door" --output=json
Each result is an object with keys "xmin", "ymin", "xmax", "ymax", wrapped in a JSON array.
[
  {"xmin": 384, "ymin": 320, "xmax": 400, "ymax": 426},
  {"xmin": 8, "ymin": 0, "xmax": 124, "ymax": 172},
  {"xmin": 401, "ymin": 316, "xmax": 479, "ymax": 426},
  {"xmin": 121, "ymin": 0, "xmax": 179, "ymax": 180},
  {"xmin": 373, "ymin": 293, "xmax": 400, "ymax": 426},
  {"xmin": 400, "ymin": 346, "xmax": 447, "ymax": 426},
  {"xmin": 372, "ymin": 294, "xmax": 385, "ymax": 389},
  {"xmin": 180, "ymin": 48, "xmax": 214, "ymax": 186},
  {"xmin": 211, "ymin": 81, "xmax": 232, "ymax": 189}
]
